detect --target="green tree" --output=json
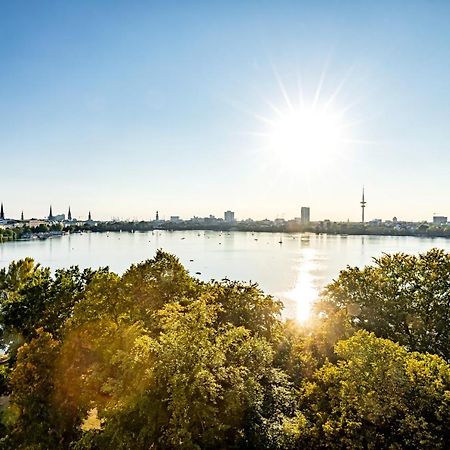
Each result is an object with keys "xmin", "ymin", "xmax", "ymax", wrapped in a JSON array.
[
  {"xmin": 210, "ymin": 280, "xmax": 283, "ymax": 341},
  {"xmin": 318, "ymin": 249, "xmax": 450, "ymax": 359},
  {"xmin": 0, "ymin": 259, "xmax": 105, "ymax": 345},
  {"xmin": 5, "ymin": 329, "xmax": 81, "ymax": 449},
  {"xmin": 56, "ymin": 252, "xmax": 285, "ymax": 449},
  {"xmin": 285, "ymin": 331, "xmax": 450, "ymax": 449},
  {"xmin": 2, "ymin": 250, "xmax": 450, "ymax": 449},
  {"xmin": 63, "ymin": 294, "xmax": 281, "ymax": 448}
]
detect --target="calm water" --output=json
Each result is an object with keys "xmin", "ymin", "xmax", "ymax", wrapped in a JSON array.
[{"xmin": 1, "ymin": 231, "xmax": 450, "ymax": 320}]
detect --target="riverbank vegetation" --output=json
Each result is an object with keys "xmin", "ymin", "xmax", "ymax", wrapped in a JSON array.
[
  {"xmin": 0, "ymin": 224, "xmax": 63, "ymax": 243},
  {"xmin": 2, "ymin": 220, "xmax": 450, "ymax": 244},
  {"xmin": 71, "ymin": 220, "xmax": 450, "ymax": 238},
  {"xmin": 0, "ymin": 249, "xmax": 450, "ymax": 449}
]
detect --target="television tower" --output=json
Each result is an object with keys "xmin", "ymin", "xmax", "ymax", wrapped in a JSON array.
[{"xmin": 361, "ymin": 187, "xmax": 366, "ymax": 223}]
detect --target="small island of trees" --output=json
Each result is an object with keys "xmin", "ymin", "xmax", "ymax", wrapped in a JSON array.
[{"xmin": 0, "ymin": 249, "xmax": 450, "ymax": 449}]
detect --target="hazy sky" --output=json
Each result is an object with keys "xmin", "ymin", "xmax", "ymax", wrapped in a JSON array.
[{"xmin": 1, "ymin": 1, "xmax": 450, "ymax": 222}]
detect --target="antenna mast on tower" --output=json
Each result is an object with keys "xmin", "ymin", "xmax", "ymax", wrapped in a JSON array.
[{"xmin": 361, "ymin": 187, "xmax": 367, "ymax": 223}]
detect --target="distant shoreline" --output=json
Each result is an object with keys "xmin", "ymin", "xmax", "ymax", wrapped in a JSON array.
[
  {"xmin": 3, "ymin": 228, "xmax": 450, "ymax": 245},
  {"xmin": 85, "ymin": 223, "xmax": 450, "ymax": 240},
  {"xmin": 2, "ymin": 219, "xmax": 450, "ymax": 244}
]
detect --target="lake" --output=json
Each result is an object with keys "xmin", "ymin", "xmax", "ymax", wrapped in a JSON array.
[{"xmin": 1, "ymin": 231, "xmax": 450, "ymax": 320}]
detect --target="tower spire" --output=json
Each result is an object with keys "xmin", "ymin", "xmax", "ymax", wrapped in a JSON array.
[
  {"xmin": 49, "ymin": 205, "xmax": 53, "ymax": 221},
  {"xmin": 68, "ymin": 206, "xmax": 72, "ymax": 221},
  {"xmin": 360, "ymin": 186, "xmax": 367, "ymax": 223},
  {"xmin": 88, "ymin": 211, "xmax": 92, "ymax": 221},
  {"xmin": 21, "ymin": 211, "xmax": 24, "ymax": 221},
  {"xmin": 0, "ymin": 203, "xmax": 4, "ymax": 220}
]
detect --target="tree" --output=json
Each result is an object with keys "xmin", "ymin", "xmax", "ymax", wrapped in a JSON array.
[
  {"xmin": 54, "ymin": 252, "xmax": 285, "ymax": 449},
  {"xmin": 285, "ymin": 331, "xmax": 450, "ymax": 449},
  {"xmin": 317, "ymin": 249, "xmax": 450, "ymax": 360},
  {"xmin": 2, "ymin": 250, "xmax": 450, "ymax": 449},
  {"xmin": 62, "ymin": 293, "xmax": 279, "ymax": 449},
  {"xmin": 210, "ymin": 280, "xmax": 283, "ymax": 342},
  {"xmin": 0, "ymin": 259, "xmax": 106, "ymax": 345},
  {"xmin": 5, "ymin": 329, "xmax": 80, "ymax": 449}
]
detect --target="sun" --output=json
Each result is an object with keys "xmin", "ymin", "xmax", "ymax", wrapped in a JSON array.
[
  {"xmin": 266, "ymin": 105, "xmax": 344, "ymax": 173},
  {"xmin": 248, "ymin": 70, "xmax": 361, "ymax": 179}
]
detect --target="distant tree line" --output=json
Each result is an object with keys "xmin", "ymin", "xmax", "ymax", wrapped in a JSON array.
[
  {"xmin": 0, "ymin": 249, "xmax": 450, "ymax": 448},
  {"xmin": 72, "ymin": 220, "xmax": 450, "ymax": 238},
  {"xmin": 3, "ymin": 220, "xmax": 450, "ymax": 244},
  {"xmin": 0, "ymin": 224, "xmax": 63, "ymax": 242}
]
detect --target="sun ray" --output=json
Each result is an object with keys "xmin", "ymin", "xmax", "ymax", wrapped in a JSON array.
[
  {"xmin": 323, "ymin": 66, "xmax": 355, "ymax": 112},
  {"xmin": 272, "ymin": 65, "xmax": 296, "ymax": 113},
  {"xmin": 261, "ymin": 97, "xmax": 285, "ymax": 118},
  {"xmin": 312, "ymin": 59, "xmax": 330, "ymax": 108},
  {"xmin": 296, "ymin": 71, "xmax": 305, "ymax": 110}
]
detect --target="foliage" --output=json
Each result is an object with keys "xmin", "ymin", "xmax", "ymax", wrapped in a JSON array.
[
  {"xmin": 285, "ymin": 331, "xmax": 450, "ymax": 449},
  {"xmin": 53, "ymin": 251, "xmax": 285, "ymax": 449},
  {"xmin": 318, "ymin": 249, "xmax": 450, "ymax": 359},
  {"xmin": 0, "ymin": 249, "xmax": 449, "ymax": 448},
  {"xmin": 5, "ymin": 328, "xmax": 80, "ymax": 449},
  {"xmin": 0, "ymin": 259, "xmax": 105, "ymax": 344}
]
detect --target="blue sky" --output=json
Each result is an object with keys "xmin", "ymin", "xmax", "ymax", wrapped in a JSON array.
[{"xmin": 1, "ymin": 1, "xmax": 450, "ymax": 221}]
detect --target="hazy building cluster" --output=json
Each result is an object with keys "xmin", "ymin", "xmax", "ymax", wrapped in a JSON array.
[
  {"xmin": 1, "ymin": 197, "xmax": 449, "ymax": 235},
  {"xmin": 0, "ymin": 204, "xmax": 95, "ymax": 229}
]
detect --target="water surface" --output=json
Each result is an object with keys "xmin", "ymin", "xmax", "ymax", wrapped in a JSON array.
[{"xmin": 2, "ymin": 231, "xmax": 450, "ymax": 320}]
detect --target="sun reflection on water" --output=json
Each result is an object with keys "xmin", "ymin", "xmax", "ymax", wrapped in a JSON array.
[{"xmin": 286, "ymin": 249, "xmax": 320, "ymax": 322}]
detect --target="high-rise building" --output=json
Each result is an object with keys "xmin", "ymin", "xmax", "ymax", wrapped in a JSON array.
[
  {"xmin": 300, "ymin": 206, "xmax": 310, "ymax": 224},
  {"xmin": 224, "ymin": 210, "xmax": 235, "ymax": 222}
]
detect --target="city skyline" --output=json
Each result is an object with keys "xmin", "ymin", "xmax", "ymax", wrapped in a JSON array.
[
  {"xmin": 1, "ymin": 2, "xmax": 450, "ymax": 221},
  {"xmin": 0, "ymin": 196, "xmax": 446, "ymax": 223},
  {"xmin": 0, "ymin": 191, "xmax": 447, "ymax": 224}
]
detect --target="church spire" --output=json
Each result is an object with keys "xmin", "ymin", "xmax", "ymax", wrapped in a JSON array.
[
  {"xmin": 0, "ymin": 203, "xmax": 4, "ymax": 220},
  {"xmin": 68, "ymin": 206, "xmax": 72, "ymax": 221},
  {"xmin": 88, "ymin": 211, "xmax": 92, "ymax": 221},
  {"xmin": 48, "ymin": 205, "xmax": 53, "ymax": 220},
  {"xmin": 21, "ymin": 211, "xmax": 24, "ymax": 221}
]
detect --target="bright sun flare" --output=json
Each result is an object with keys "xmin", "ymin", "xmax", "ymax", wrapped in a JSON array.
[{"xmin": 266, "ymin": 106, "xmax": 344, "ymax": 171}]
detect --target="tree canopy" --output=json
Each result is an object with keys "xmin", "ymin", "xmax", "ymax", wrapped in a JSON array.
[
  {"xmin": 318, "ymin": 249, "xmax": 450, "ymax": 360},
  {"xmin": 0, "ymin": 248, "xmax": 449, "ymax": 449}
]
